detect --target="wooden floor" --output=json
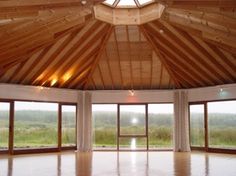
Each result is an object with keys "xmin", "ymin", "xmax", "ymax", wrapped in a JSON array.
[{"xmin": 0, "ymin": 151, "xmax": 236, "ymax": 176}]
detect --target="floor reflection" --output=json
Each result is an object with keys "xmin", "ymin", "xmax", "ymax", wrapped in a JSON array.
[{"xmin": 1, "ymin": 151, "xmax": 236, "ymax": 176}]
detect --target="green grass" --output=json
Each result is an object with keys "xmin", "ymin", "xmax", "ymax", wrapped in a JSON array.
[{"xmin": 0, "ymin": 111, "xmax": 236, "ymax": 150}]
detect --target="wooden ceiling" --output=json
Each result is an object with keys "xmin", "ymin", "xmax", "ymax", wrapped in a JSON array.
[{"xmin": 0, "ymin": 0, "xmax": 236, "ymax": 90}]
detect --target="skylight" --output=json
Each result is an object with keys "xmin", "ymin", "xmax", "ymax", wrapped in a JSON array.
[
  {"xmin": 117, "ymin": 0, "xmax": 136, "ymax": 7},
  {"xmin": 103, "ymin": 0, "xmax": 154, "ymax": 8}
]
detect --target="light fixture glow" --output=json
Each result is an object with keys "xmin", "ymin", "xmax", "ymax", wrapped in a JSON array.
[
  {"xmin": 51, "ymin": 79, "xmax": 57, "ymax": 86},
  {"xmin": 63, "ymin": 72, "xmax": 72, "ymax": 82},
  {"xmin": 129, "ymin": 90, "xmax": 135, "ymax": 96},
  {"xmin": 81, "ymin": 0, "xmax": 87, "ymax": 5}
]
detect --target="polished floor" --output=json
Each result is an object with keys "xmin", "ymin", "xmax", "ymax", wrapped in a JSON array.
[{"xmin": 0, "ymin": 151, "xmax": 236, "ymax": 176}]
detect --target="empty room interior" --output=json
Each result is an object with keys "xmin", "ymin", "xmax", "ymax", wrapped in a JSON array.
[{"xmin": 0, "ymin": 0, "xmax": 236, "ymax": 175}]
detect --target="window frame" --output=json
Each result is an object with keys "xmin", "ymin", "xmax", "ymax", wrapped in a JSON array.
[
  {"xmin": 0, "ymin": 98, "xmax": 77, "ymax": 155},
  {"xmin": 189, "ymin": 99, "xmax": 236, "ymax": 154}
]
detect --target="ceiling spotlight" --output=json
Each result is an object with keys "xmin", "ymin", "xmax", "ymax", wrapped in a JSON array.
[
  {"xmin": 159, "ymin": 29, "xmax": 164, "ymax": 34},
  {"xmin": 129, "ymin": 90, "xmax": 135, "ymax": 96},
  {"xmin": 81, "ymin": 0, "xmax": 87, "ymax": 5}
]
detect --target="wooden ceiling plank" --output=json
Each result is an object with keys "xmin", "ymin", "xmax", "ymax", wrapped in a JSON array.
[
  {"xmin": 105, "ymin": 48, "xmax": 115, "ymax": 90},
  {"xmin": 163, "ymin": 8, "xmax": 236, "ymax": 49},
  {"xmin": 114, "ymin": 27, "xmax": 124, "ymax": 90},
  {"xmin": 147, "ymin": 27, "xmax": 211, "ymax": 87},
  {"xmin": 52, "ymin": 24, "xmax": 110, "ymax": 86},
  {"xmin": 83, "ymin": 25, "xmax": 114, "ymax": 90},
  {"xmin": 22, "ymin": 30, "xmax": 78, "ymax": 85},
  {"xmin": 33, "ymin": 21, "xmax": 104, "ymax": 85},
  {"xmin": 191, "ymin": 35, "xmax": 236, "ymax": 82},
  {"xmin": 97, "ymin": 63, "xmax": 106, "ymax": 90},
  {"xmin": 65, "ymin": 47, "xmax": 100, "ymax": 88},
  {"xmin": 158, "ymin": 63, "xmax": 163, "ymax": 89},
  {"xmin": 169, "ymin": 1, "xmax": 236, "ymax": 7},
  {"xmin": 140, "ymin": 25, "xmax": 182, "ymax": 89},
  {"xmin": 18, "ymin": 45, "xmax": 53, "ymax": 84},
  {"xmin": 66, "ymin": 54, "xmax": 99, "ymax": 88},
  {"xmin": 167, "ymin": 21, "xmax": 236, "ymax": 55},
  {"xmin": 6, "ymin": 59, "xmax": 28, "ymax": 83},
  {"xmin": 0, "ymin": 11, "xmax": 92, "ymax": 66},
  {"xmin": 150, "ymin": 21, "xmax": 227, "ymax": 84},
  {"xmin": 126, "ymin": 26, "xmax": 134, "ymax": 90},
  {"xmin": 161, "ymin": 52, "xmax": 200, "ymax": 88},
  {"xmin": 144, "ymin": 23, "xmax": 216, "ymax": 85}
]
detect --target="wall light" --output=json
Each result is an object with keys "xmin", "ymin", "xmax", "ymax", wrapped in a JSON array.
[{"xmin": 129, "ymin": 89, "xmax": 135, "ymax": 96}]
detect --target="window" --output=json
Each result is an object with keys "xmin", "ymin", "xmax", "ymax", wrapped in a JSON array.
[
  {"xmin": 119, "ymin": 105, "xmax": 146, "ymax": 136},
  {"xmin": 103, "ymin": 0, "xmax": 154, "ymax": 7},
  {"xmin": 118, "ymin": 104, "xmax": 147, "ymax": 150},
  {"xmin": 189, "ymin": 104, "xmax": 205, "ymax": 147},
  {"xmin": 148, "ymin": 104, "xmax": 173, "ymax": 149},
  {"xmin": 14, "ymin": 101, "xmax": 58, "ymax": 149},
  {"xmin": 61, "ymin": 105, "xmax": 76, "ymax": 147},
  {"xmin": 0, "ymin": 102, "xmax": 10, "ymax": 151},
  {"xmin": 208, "ymin": 100, "xmax": 236, "ymax": 149},
  {"xmin": 92, "ymin": 104, "xmax": 117, "ymax": 150}
]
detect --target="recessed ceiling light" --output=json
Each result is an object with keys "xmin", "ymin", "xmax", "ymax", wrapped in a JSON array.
[
  {"xmin": 159, "ymin": 29, "xmax": 164, "ymax": 33},
  {"xmin": 81, "ymin": 0, "xmax": 87, "ymax": 5}
]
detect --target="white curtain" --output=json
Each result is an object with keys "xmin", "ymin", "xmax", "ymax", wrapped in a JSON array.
[
  {"xmin": 174, "ymin": 90, "xmax": 191, "ymax": 152},
  {"xmin": 77, "ymin": 91, "xmax": 92, "ymax": 152}
]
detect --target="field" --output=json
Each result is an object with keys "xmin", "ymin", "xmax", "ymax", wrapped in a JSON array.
[{"xmin": 0, "ymin": 110, "xmax": 236, "ymax": 150}]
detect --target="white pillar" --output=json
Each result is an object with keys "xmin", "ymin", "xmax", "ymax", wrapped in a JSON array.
[
  {"xmin": 77, "ymin": 91, "xmax": 92, "ymax": 151},
  {"xmin": 174, "ymin": 90, "xmax": 190, "ymax": 152}
]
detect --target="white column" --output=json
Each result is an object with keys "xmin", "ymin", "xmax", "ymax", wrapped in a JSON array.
[
  {"xmin": 174, "ymin": 90, "xmax": 190, "ymax": 152},
  {"xmin": 77, "ymin": 91, "xmax": 92, "ymax": 152}
]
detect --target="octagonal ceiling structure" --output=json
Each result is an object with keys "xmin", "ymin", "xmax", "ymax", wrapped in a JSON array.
[
  {"xmin": 0, "ymin": 0, "xmax": 235, "ymax": 90},
  {"xmin": 94, "ymin": 0, "xmax": 165, "ymax": 25}
]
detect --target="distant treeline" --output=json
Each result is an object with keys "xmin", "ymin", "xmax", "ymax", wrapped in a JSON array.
[
  {"xmin": 0, "ymin": 110, "xmax": 74, "ymax": 123},
  {"xmin": 0, "ymin": 111, "xmax": 236, "ymax": 127}
]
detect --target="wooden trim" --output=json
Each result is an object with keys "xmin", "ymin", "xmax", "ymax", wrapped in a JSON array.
[
  {"xmin": 83, "ymin": 25, "xmax": 114, "ymax": 90},
  {"xmin": 140, "ymin": 25, "xmax": 182, "ymax": 89},
  {"xmin": 13, "ymin": 148, "xmax": 59, "ymax": 155},
  {"xmin": 58, "ymin": 104, "xmax": 62, "ymax": 150},
  {"xmin": 9, "ymin": 101, "xmax": 14, "ymax": 155},
  {"xmin": 204, "ymin": 102, "xmax": 208, "ymax": 152}
]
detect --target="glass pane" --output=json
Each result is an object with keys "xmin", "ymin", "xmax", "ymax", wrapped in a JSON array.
[
  {"xmin": 119, "ymin": 137, "xmax": 146, "ymax": 150},
  {"xmin": 93, "ymin": 104, "xmax": 117, "ymax": 150},
  {"xmin": 208, "ymin": 101, "xmax": 236, "ymax": 149},
  {"xmin": 103, "ymin": 0, "xmax": 115, "ymax": 6},
  {"xmin": 120, "ymin": 105, "xmax": 146, "ymax": 136},
  {"xmin": 117, "ymin": 0, "xmax": 137, "ymax": 7},
  {"xmin": 14, "ymin": 101, "xmax": 58, "ymax": 149},
  {"xmin": 62, "ymin": 105, "xmax": 76, "ymax": 147},
  {"xmin": 138, "ymin": 0, "xmax": 153, "ymax": 5},
  {"xmin": 148, "ymin": 104, "xmax": 173, "ymax": 149},
  {"xmin": 0, "ymin": 102, "xmax": 10, "ymax": 150},
  {"xmin": 190, "ymin": 105, "xmax": 205, "ymax": 147}
]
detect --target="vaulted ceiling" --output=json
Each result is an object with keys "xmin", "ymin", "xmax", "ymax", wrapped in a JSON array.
[{"xmin": 0, "ymin": 0, "xmax": 236, "ymax": 90}]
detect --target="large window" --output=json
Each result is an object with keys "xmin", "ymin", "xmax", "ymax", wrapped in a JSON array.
[
  {"xmin": 118, "ymin": 104, "xmax": 147, "ymax": 150},
  {"xmin": 92, "ymin": 104, "xmax": 117, "ymax": 150},
  {"xmin": 61, "ymin": 105, "xmax": 76, "ymax": 147},
  {"xmin": 119, "ymin": 105, "xmax": 146, "ymax": 136},
  {"xmin": 0, "ymin": 102, "xmax": 10, "ymax": 151},
  {"xmin": 148, "ymin": 104, "xmax": 173, "ymax": 149},
  {"xmin": 189, "ymin": 104, "xmax": 205, "ymax": 147},
  {"xmin": 14, "ymin": 101, "xmax": 58, "ymax": 149},
  {"xmin": 208, "ymin": 101, "xmax": 236, "ymax": 149}
]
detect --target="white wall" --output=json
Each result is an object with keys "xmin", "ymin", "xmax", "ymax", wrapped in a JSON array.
[
  {"xmin": 0, "ymin": 84, "xmax": 79, "ymax": 103},
  {"xmin": 188, "ymin": 84, "xmax": 236, "ymax": 102},
  {"xmin": 91, "ymin": 90, "xmax": 174, "ymax": 103},
  {"xmin": 1, "ymin": 83, "xmax": 236, "ymax": 103}
]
